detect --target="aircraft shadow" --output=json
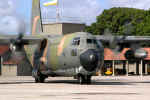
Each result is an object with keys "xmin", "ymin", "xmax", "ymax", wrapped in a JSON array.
[
  {"xmin": 45, "ymin": 80, "xmax": 132, "ymax": 85},
  {"xmin": 128, "ymin": 81, "xmax": 150, "ymax": 84},
  {"xmin": 0, "ymin": 81, "xmax": 33, "ymax": 85},
  {"xmin": 91, "ymin": 81, "xmax": 131, "ymax": 85},
  {"xmin": 1, "ymin": 80, "xmax": 150, "ymax": 85},
  {"xmin": 0, "ymin": 80, "xmax": 131, "ymax": 85}
]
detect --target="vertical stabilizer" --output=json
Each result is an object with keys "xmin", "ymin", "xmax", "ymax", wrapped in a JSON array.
[{"xmin": 31, "ymin": 0, "xmax": 43, "ymax": 35}]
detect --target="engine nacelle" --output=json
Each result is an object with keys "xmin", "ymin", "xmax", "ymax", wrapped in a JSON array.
[
  {"xmin": 124, "ymin": 49, "xmax": 147, "ymax": 60},
  {"xmin": 9, "ymin": 44, "xmax": 26, "ymax": 63},
  {"xmin": 134, "ymin": 49, "xmax": 147, "ymax": 59},
  {"xmin": 124, "ymin": 49, "xmax": 135, "ymax": 60}
]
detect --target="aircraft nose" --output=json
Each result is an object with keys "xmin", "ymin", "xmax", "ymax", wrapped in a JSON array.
[{"xmin": 80, "ymin": 49, "xmax": 99, "ymax": 72}]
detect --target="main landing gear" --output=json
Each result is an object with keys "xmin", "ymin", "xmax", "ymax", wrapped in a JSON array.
[
  {"xmin": 35, "ymin": 73, "xmax": 47, "ymax": 83},
  {"xmin": 32, "ymin": 70, "xmax": 48, "ymax": 83},
  {"xmin": 78, "ymin": 74, "xmax": 92, "ymax": 84}
]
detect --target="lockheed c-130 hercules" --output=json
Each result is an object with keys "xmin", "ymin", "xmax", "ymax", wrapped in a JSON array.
[{"xmin": 0, "ymin": 0, "xmax": 150, "ymax": 84}]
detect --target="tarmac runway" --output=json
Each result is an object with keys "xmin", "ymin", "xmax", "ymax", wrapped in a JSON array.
[{"xmin": 0, "ymin": 76, "xmax": 150, "ymax": 100}]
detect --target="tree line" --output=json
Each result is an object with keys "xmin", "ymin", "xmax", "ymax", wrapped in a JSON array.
[{"xmin": 85, "ymin": 7, "xmax": 150, "ymax": 36}]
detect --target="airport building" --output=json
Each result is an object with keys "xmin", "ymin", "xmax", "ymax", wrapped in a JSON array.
[
  {"xmin": 42, "ymin": 22, "xmax": 85, "ymax": 35},
  {"xmin": 102, "ymin": 48, "xmax": 150, "ymax": 76}
]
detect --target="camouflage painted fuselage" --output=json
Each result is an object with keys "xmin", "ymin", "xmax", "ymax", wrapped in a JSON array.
[{"xmin": 26, "ymin": 32, "xmax": 104, "ymax": 77}]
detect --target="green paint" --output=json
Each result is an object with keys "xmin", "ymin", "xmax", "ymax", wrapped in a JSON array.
[
  {"xmin": 24, "ymin": 45, "xmax": 36, "ymax": 62},
  {"xmin": 50, "ymin": 45, "xmax": 58, "ymax": 70},
  {"xmin": 49, "ymin": 37, "xmax": 62, "ymax": 70},
  {"xmin": 32, "ymin": 0, "xmax": 38, "ymax": 6},
  {"xmin": 63, "ymin": 34, "xmax": 76, "ymax": 52},
  {"xmin": 48, "ymin": 34, "xmax": 76, "ymax": 70}
]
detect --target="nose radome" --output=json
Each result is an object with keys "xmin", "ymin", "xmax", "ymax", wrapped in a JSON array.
[
  {"xmin": 80, "ymin": 49, "xmax": 99, "ymax": 72},
  {"xmin": 90, "ymin": 54, "xmax": 96, "ymax": 62}
]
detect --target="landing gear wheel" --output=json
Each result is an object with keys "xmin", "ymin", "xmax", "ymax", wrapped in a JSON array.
[
  {"xmin": 32, "ymin": 69, "xmax": 48, "ymax": 83},
  {"xmin": 78, "ymin": 75, "xmax": 86, "ymax": 84},
  {"xmin": 78, "ymin": 74, "xmax": 92, "ymax": 84},
  {"xmin": 35, "ymin": 76, "xmax": 45, "ymax": 83},
  {"xmin": 86, "ymin": 75, "xmax": 92, "ymax": 84},
  {"xmin": 34, "ymin": 73, "xmax": 47, "ymax": 83}
]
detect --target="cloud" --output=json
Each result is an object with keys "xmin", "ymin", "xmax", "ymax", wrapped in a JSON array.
[
  {"xmin": 0, "ymin": 0, "xmax": 15, "ymax": 15},
  {"xmin": 0, "ymin": 16, "xmax": 25, "ymax": 34},
  {"xmin": 62, "ymin": 0, "xmax": 102, "ymax": 24},
  {"xmin": 132, "ymin": 0, "xmax": 150, "ymax": 10},
  {"xmin": 111, "ymin": 0, "xmax": 150, "ymax": 10},
  {"xmin": 0, "ymin": 0, "xmax": 26, "ymax": 34},
  {"xmin": 41, "ymin": 0, "xmax": 102, "ymax": 25}
]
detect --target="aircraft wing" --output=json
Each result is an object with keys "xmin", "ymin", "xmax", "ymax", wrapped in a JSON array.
[
  {"xmin": 96, "ymin": 35, "xmax": 150, "ymax": 44},
  {"xmin": 0, "ymin": 34, "xmax": 43, "ymax": 45}
]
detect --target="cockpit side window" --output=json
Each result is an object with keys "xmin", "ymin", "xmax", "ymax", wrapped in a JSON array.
[
  {"xmin": 93, "ymin": 39, "xmax": 97, "ymax": 44},
  {"xmin": 87, "ymin": 39, "xmax": 97, "ymax": 44},
  {"xmin": 72, "ymin": 37, "xmax": 80, "ymax": 45},
  {"xmin": 87, "ymin": 39, "xmax": 92, "ymax": 44},
  {"xmin": 86, "ymin": 39, "xmax": 102, "ymax": 48}
]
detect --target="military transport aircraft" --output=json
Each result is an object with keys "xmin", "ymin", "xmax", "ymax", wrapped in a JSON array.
[{"xmin": 0, "ymin": 0, "xmax": 150, "ymax": 84}]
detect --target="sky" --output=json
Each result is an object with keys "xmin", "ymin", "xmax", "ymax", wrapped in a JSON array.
[{"xmin": 0, "ymin": 0, "xmax": 150, "ymax": 34}]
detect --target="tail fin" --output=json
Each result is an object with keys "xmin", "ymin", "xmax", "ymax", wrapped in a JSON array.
[{"xmin": 31, "ymin": 0, "xmax": 43, "ymax": 35}]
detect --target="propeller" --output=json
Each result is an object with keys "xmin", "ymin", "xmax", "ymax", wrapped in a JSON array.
[
  {"xmin": 104, "ymin": 29, "xmax": 127, "ymax": 54},
  {"xmin": 104, "ymin": 23, "xmax": 134, "ymax": 54},
  {"xmin": 104, "ymin": 23, "xmax": 147, "ymax": 60},
  {"xmin": 5, "ymin": 16, "xmax": 27, "ymax": 62},
  {"xmin": 9, "ymin": 33, "xmax": 26, "ymax": 63},
  {"xmin": 10, "ymin": 33, "xmax": 24, "ymax": 51}
]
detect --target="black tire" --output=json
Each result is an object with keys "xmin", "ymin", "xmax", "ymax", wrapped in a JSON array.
[
  {"xmin": 78, "ymin": 74, "xmax": 92, "ymax": 85},
  {"xmin": 35, "ymin": 77, "xmax": 44, "ymax": 83},
  {"xmin": 35, "ymin": 78, "xmax": 39, "ymax": 83},
  {"xmin": 34, "ymin": 74, "xmax": 47, "ymax": 83},
  {"xmin": 86, "ymin": 75, "xmax": 92, "ymax": 84},
  {"xmin": 78, "ymin": 74, "xmax": 86, "ymax": 84}
]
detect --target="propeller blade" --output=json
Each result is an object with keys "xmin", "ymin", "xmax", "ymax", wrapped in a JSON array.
[
  {"xmin": 104, "ymin": 23, "xmax": 134, "ymax": 54},
  {"xmin": 104, "ymin": 29, "xmax": 126, "ymax": 54}
]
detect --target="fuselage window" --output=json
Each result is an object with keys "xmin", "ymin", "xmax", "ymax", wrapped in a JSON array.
[{"xmin": 72, "ymin": 37, "xmax": 80, "ymax": 45}]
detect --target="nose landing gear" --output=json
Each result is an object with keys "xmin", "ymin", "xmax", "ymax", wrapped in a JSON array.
[{"xmin": 78, "ymin": 74, "xmax": 92, "ymax": 84}]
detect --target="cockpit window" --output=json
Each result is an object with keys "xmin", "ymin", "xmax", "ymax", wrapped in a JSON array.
[
  {"xmin": 96, "ymin": 40, "xmax": 102, "ymax": 48},
  {"xmin": 87, "ymin": 39, "xmax": 92, "ymax": 44},
  {"xmin": 72, "ymin": 37, "xmax": 80, "ymax": 45},
  {"xmin": 87, "ymin": 39, "xmax": 97, "ymax": 44},
  {"xmin": 86, "ymin": 39, "xmax": 101, "ymax": 48},
  {"xmin": 93, "ymin": 39, "xmax": 97, "ymax": 44}
]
